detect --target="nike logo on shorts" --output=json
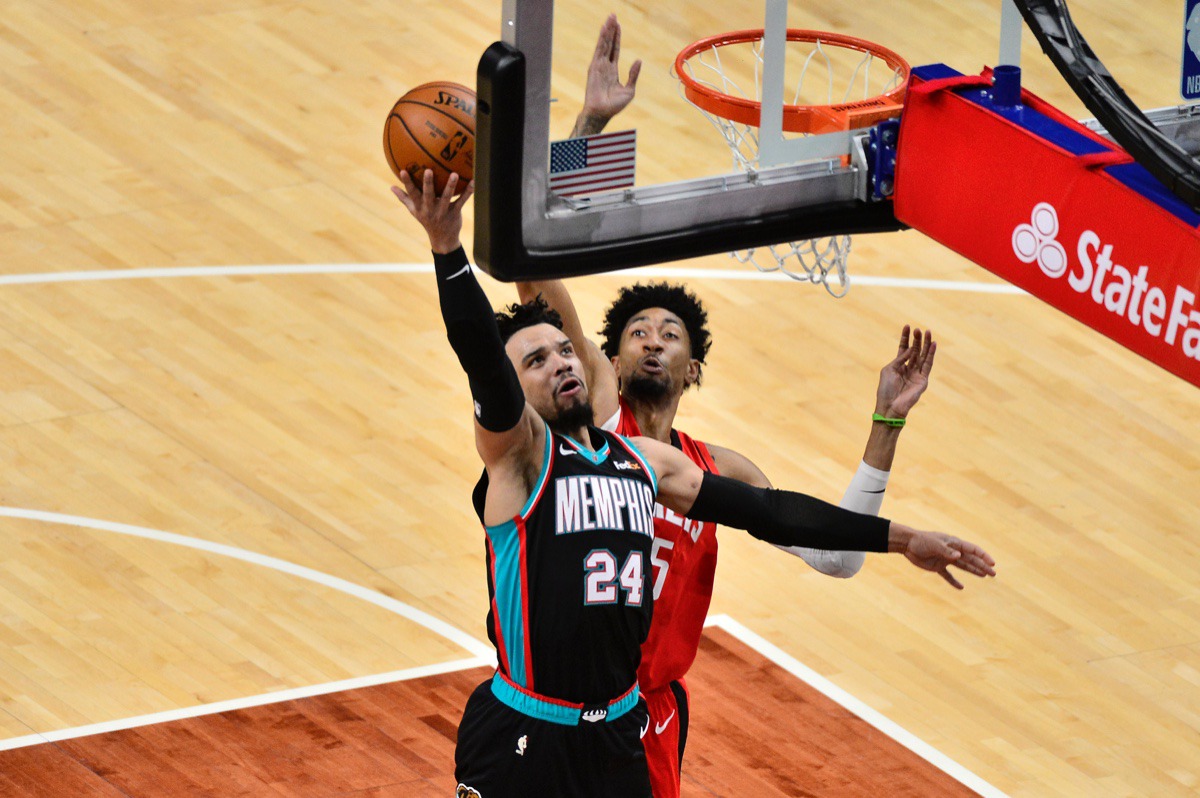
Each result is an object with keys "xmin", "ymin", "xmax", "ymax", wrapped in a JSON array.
[
  {"xmin": 655, "ymin": 709, "xmax": 676, "ymax": 734},
  {"xmin": 639, "ymin": 717, "xmax": 650, "ymax": 739}
]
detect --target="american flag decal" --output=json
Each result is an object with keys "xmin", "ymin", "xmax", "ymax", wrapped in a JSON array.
[{"xmin": 548, "ymin": 130, "xmax": 636, "ymax": 197}]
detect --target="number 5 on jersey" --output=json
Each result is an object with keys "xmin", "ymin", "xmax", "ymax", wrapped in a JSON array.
[{"xmin": 584, "ymin": 549, "xmax": 645, "ymax": 606}]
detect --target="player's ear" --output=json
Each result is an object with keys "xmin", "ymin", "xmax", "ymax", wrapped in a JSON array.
[{"xmin": 685, "ymin": 358, "xmax": 702, "ymax": 389}]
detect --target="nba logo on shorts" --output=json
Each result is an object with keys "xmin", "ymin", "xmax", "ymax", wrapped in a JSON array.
[{"xmin": 1184, "ymin": 0, "xmax": 1200, "ymax": 100}]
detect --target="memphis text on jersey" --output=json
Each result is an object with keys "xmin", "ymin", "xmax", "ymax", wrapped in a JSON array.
[{"xmin": 554, "ymin": 474, "xmax": 656, "ymax": 536}]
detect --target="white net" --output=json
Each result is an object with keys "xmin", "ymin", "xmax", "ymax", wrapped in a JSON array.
[{"xmin": 676, "ymin": 33, "xmax": 907, "ymax": 297}]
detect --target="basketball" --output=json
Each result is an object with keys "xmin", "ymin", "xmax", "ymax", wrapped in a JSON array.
[{"xmin": 384, "ymin": 81, "xmax": 476, "ymax": 195}]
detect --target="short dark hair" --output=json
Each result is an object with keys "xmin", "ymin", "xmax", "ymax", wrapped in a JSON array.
[
  {"xmin": 495, "ymin": 295, "xmax": 564, "ymax": 344},
  {"xmin": 599, "ymin": 283, "xmax": 712, "ymax": 364}
]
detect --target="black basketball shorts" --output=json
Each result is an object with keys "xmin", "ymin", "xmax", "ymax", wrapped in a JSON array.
[{"xmin": 453, "ymin": 676, "xmax": 652, "ymax": 798}]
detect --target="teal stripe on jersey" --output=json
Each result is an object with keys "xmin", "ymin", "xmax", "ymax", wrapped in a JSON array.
[
  {"xmin": 485, "ymin": 518, "xmax": 527, "ymax": 685},
  {"xmin": 482, "ymin": 422, "xmax": 551, "ymax": 686}
]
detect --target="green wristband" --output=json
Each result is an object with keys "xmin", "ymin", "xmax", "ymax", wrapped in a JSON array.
[{"xmin": 872, "ymin": 413, "xmax": 906, "ymax": 428}]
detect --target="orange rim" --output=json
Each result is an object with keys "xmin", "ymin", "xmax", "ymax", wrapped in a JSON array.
[{"xmin": 674, "ymin": 29, "xmax": 910, "ymax": 134}]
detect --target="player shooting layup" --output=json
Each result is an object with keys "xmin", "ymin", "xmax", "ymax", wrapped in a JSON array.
[{"xmin": 391, "ymin": 169, "xmax": 994, "ymax": 796}]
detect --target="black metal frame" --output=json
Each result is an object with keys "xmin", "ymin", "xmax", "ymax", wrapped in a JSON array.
[
  {"xmin": 1014, "ymin": 0, "xmax": 1200, "ymax": 210},
  {"xmin": 472, "ymin": 41, "xmax": 902, "ymax": 282}
]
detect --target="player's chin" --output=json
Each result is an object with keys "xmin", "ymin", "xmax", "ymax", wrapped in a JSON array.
[
  {"xmin": 554, "ymin": 397, "xmax": 594, "ymax": 428},
  {"xmin": 625, "ymin": 372, "xmax": 672, "ymax": 400}
]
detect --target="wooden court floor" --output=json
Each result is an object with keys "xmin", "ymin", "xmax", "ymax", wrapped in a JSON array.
[
  {"xmin": 0, "ymin": 627, "xmax": 981, "ymax": 796},
  {"xmin": 2, "ymin": 1, "xmax": 1198, "ymax": 795}
]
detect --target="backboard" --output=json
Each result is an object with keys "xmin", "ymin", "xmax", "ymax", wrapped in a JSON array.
[{"xmin": 473, "ymin": 0, "xmax": 1200, "ymax": 283}]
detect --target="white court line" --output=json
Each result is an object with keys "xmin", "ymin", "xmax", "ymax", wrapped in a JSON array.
[
  {"xmin": 0, "ymin": 507, "xmax": 493, "ymax": 661},
  {"xmin": 706, "ymin": 614, "xmax": 1008, "ymax": 798},
  {"xmin": 0, "ymin": 656, "xmax": 492, "ymax": 753},
  {"xmin": 0, "ymin": 263, "xmax": 1027, "ymax": 294},
  {"xmin": 0, "ymin": 506, "xmax": 496, "ymax": 751},
  {"xmin": 0, "ymin": 511, "xmax": 1003, "ymax": 798}
]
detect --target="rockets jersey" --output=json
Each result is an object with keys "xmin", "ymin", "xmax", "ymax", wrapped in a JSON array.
[
  {"xmin": 471, "ymin": 422, "xmax": 658, "ymax": 705},
  {"xmin": 603, "ymin": 397, "xmax": 720, "ymax": 693}
]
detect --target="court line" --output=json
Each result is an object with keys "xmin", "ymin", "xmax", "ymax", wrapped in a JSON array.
[
  {"xmin": 0, "ymin": 506, "xmax": 1002, "ymax": 795},
  {"xmin": 0, "ymin": 263, "xmax": 1027, "ymax": 294},
  {"xmin": 707, "ymin": 614, "xmax": 1009, "ymax": 798},
  {"xmin": 0, "ymin": 507, "xmax": 494, "ymax": 660},
  {"xmin": 0, "ymin": 656, "xmax": 492, "ymax": 753},
  {"xmin": 0, "ymin": 507, "xmax": 492, "ymax": 660}
]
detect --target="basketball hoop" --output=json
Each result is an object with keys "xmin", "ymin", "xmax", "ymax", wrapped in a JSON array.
[{"xmin": 674, "ymin": 29, "xmax": 910, "ymax": 297}]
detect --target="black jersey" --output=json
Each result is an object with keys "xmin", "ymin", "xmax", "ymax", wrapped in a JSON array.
[{"xmin": 472, "ymin": 423, "xmax": 657, "ymax": 705}]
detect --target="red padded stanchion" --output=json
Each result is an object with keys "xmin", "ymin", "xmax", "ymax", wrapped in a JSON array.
[{"xmin": 894, "ymin": 68, "xmax": 1200, "ymax": 388}]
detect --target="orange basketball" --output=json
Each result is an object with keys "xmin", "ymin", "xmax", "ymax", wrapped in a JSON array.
[{"xmin": 384, "ymin": 81, "xmax": 476, "ymax": 195}]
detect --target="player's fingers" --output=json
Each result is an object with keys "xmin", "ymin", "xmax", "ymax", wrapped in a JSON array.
[
  {"xmin": 396, "ymin": 171, "xmax": 421, "ymax": 207},
  {"xmin": 452, "ymin": 179, "xmax": 476, "ymax": 209},
  {"xmin": 627, "ymin": 59, "xmax": 642, "ymax": 89},
  {"xmin": 908, "ymin": 328, "xmax": 923, "ymax": 369},
  {"xmin": 897, "ymin": 324, "xmax": 911, "ymax": 356},
  {"xmin": 594, "ymin": 15, "xmax": 613, "ymax": 60},
  {"xmin": 612, "ymin": 16, "xmax": 621, "ymax": 62},
  {"xmin": 397, "ymin": 169, "xmax": 415, "ymax": 192},
  {"xmin": 440, "ymin": 172, "xmax": 460, "ymax": 204},
  {"xmin": 390, "ymin": 184, "xmax": 416, "ymax": 214},
  {"xmin": 923, "ymin": 340, "xmax": 937, "ymax": 378},
  {"xmin": 886, "ymin": 345, "xmax": 912, "ymax": 372},
  {"xmin": 939, "ymin": 567, "xmax": 965, "ymax": 590},
  {"xmin": 952, "ymin": 554, "xmax": 996, "ymax": 577},
  {"xmin": 954, "ymin": 539, "xmax": 995, "ymax": 567},
  {"xmin": 907, "ymin": 331, "xmax": 926, "ymax": 374},
  {"xmin": 419, "ymin": 168, "xmax": 436, "ymax": 209}
]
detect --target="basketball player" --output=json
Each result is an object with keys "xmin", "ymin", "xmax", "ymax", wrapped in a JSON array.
[
  {"xmin": 391, "ymin": 168, "xmax": 995, "ymax": 797},
  {"xmin": 525, "ymin": 18, "xmax": 952, "ymax": 797},
  {"xmin": 521, "ymin": 279, "xmax": 938, "ymax": 798}
]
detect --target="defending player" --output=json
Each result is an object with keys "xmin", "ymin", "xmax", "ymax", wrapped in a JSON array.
[
  {"xmin": 527, "ymin": 15, "xmax": 948, "ymax": 796},
  {"xmin": 391, "ymin": 168, "xmax": 995, "ymax": 797}
]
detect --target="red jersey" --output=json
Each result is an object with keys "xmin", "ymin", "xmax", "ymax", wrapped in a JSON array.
[{"xmin": 605, "ymin": 397, "xmax": 720, "ymax": 693}]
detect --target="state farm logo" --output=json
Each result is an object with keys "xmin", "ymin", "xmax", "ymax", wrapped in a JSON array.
[
  {"xmin": 1012, "ymin": 202, "xmax": 1068, "ymax": 278},
  {"xmin": 1010, "ymin": 202, "xmax": 1200, "ymax": 362}
]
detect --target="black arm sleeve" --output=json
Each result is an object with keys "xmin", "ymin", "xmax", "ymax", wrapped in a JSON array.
[
  {"xmin": 688, "ymin": 472, "xmax": 890, "ymax": 552},
  {"xmin": 433, "ymin": 247, "xmax": 525, "ymax": 432}
]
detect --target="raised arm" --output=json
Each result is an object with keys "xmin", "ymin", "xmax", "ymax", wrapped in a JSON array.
[
  {"xmin": 571, "ymin": 13, "xmax": 641, "ymax": 138},
  {"xmin": 743, "ymin": 325, "xmax": 938, "ymax": 577},
  {"xmin": 635, "ymin": 435, "xmax": 995, "ymax": 590},
  {"xmin": 863, "ymin": 325, "xmax": 936, "ymax": 470},
  {"xmin": 391, "ymin": 170, "xmax": 546, "ymax": 522}
]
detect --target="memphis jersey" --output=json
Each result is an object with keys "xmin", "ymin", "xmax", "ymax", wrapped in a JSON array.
[
  {"xmin": 471, "ymin": 423, "xmax": 658, "ymax": 704},
  {"xmin": 604, "ymin": 398, "xmax": 720, "ymax": 693}
]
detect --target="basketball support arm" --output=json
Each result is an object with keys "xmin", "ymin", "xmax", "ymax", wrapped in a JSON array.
[
  {"xmin": 1013, "ymin": 0, "xmax": 1200, "ymax": 210},
  {"xmin": 472, "ymin": 0, "xmax": 904, "ymax": 282}
]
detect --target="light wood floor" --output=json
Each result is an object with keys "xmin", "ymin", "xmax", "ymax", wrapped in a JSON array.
[{"xmin": 1, "ymin": 0, "xmax": 1197, "ymax": 795}]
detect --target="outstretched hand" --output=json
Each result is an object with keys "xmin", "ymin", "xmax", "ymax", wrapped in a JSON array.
[
  {"xmin": 391, "ymin": 170, "xmax": 475, "ymax": 254},
  {"xmin": 573, "ymin": 13, "xmax": 641, "ymax": 136},
  {"xmin": 876, "ymin": 325, "xmax": 936, "ymax": 419},
  {"xmin": 903, "ymin": 529, "xmax": 996, "ymax": 590}
]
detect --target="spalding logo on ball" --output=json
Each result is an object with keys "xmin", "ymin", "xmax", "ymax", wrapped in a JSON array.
[{"xmin": 384, "ymin": 81, "xmax": 476, "ymax": 195}]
